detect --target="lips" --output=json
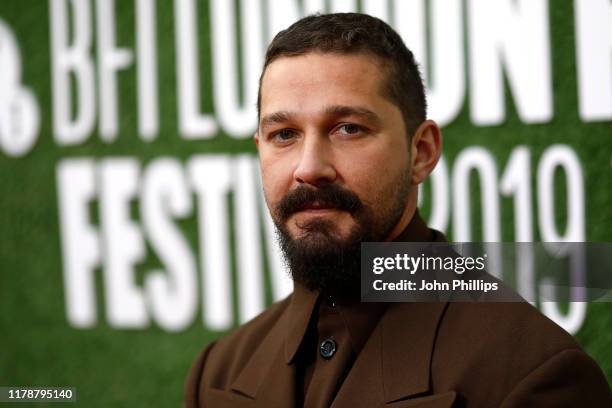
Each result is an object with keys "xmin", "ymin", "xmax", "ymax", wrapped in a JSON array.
[
  {"xmin": 300, "ymin": 201, "xmax": 337, "ymax": 211},
  {"xmin": 293, "ymin": 200, "xmax": 342, "ymax": 214}
]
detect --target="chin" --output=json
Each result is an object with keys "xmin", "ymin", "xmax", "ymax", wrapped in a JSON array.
[
  {"xmin": 290, "ymin": 227, "xmax": 338, "ymax": 244},
  {"xmin": 290, "ymin": 214, "xmax": 354, "ymax": 238}
]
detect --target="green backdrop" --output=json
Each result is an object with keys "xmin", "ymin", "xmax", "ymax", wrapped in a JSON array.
[{"xmin": 1, "ymin": 0, "xmax": 610, "ymax": 406}]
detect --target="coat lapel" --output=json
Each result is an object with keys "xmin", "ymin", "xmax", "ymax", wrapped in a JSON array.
[
  {"xmin": 231, "ymin": 343, "xmax": 297, "ymax": 406},
  {"xmin": 333, "ymin": 301, "xmax": 450, "ymax": 407},
  {"xmin": 228, "ymin": 312, "xmax": 298, "ymax": 407},
  {"xmin": 228, "ymin": 286, "xmax": 318, "ymax": 407}
]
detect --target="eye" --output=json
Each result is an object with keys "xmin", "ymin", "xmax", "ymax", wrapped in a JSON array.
[
  {"xmin": 271, "ymin": 129, "xmax": 297, "ymax": 143},
  {"xmin": 336, "ymin": 123, "xmax": 363, "ymax": 136}
]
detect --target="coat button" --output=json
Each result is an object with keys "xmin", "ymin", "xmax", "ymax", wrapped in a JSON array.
[
  {"xmin": 325, "ymin": 295, "xmax": 336, "ymax": 308},
  {"xmin": 319, "ymin": 338, "xmax": 337, "ymax": 359}
]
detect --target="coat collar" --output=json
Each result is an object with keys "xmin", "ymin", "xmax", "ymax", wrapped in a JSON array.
[
  {"xmin": 380, "ymin": 301, "xmax": 449, "ymax": 402},
  {"xmin": 284, "ymin": 283, "xmax": 318, "ymax": 364},
  {"xmin": 229, "ymin": 298, "xmax": 298, "ymax": 404},
  {"xmin": 228, "ymin": 300, "xmax": 450, "ymax": 405},
  {"xmin": 329, "ymin": 301, "xmax": 449, "ymax": 406}
]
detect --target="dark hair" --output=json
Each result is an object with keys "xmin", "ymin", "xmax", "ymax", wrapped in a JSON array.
[{"xmin": 257, "ymin": 13, "xmax": 427, "ymax": 135}]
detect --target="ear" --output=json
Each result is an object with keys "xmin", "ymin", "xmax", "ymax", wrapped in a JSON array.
[
  {"xmin": 254, "ymin": 132, "xmax": 260, "ymax": 149},
  {"xmin": 410, "ymin": 120, "xmax": 442, "ymax": 185}
]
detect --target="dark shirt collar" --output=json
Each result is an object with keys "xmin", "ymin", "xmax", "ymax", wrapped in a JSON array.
[{"xmin": 284, "ymin": 210, "xmax": 434, "ymax": 364}]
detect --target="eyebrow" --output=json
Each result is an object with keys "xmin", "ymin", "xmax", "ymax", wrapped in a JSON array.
[
  {"xmin": 260, "ymin": 111, "xmax": 296, "ymax": 130},
  {"xmin": 323, "ymin": 105, "xmax": 382, "ymax": 125},
  {"xmin": 259, "ymin": 105, "xmax": 383, "ymax": 131}
]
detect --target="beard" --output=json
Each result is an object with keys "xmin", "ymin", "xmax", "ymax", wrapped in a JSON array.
[{"xmin": 271, "ymin": 169, "xmax": 412, "ymax": 296}]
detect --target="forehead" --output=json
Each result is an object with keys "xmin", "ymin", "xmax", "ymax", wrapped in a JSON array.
[{"xmin": 259, "ymin": 52, "xmax": 392, "ymax": 118}]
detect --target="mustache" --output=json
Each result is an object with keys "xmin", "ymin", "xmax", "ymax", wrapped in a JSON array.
[{"xmin": 276, "ymin": 184, "xmax": 363, "ymax": 221}]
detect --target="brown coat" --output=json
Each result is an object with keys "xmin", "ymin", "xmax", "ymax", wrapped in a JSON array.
[
  {"xmin": 184, "ymin": 294, "xmax": 610, "ymax": 407},
  {"xmin": 184, "ymin": 214, "xmax": 610, "ymax": 407}
]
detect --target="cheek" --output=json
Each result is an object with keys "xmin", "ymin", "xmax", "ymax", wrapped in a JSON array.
[
  {"xmin": 340, "ymin": 146, "xmax": 409, "ymax": 204},
  {"xmin": 260, "ymin": 156, "xmax": 293, "ymax": 202},
  {"xmin": 341, "ymin": 162, "xmax": 388, "ymax": 206}
]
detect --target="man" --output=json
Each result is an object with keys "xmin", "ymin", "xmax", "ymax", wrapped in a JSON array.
[{"xmin": 184, "ymin": 13, "xmax": 610, "ymax": 407}]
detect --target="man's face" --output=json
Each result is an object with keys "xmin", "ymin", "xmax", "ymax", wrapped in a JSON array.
[{"xmin": 256, "ymin": 52, "xmax": 414, "ymax": 291}]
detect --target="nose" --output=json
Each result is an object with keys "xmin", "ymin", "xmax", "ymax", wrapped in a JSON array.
[{"xmin": 293, "ymin": 135, "xmax": 337, "ymax": 186}]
